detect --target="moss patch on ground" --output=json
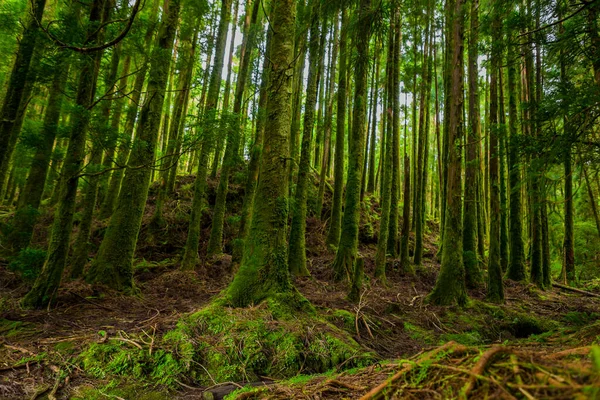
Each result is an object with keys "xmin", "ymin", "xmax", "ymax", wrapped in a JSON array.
[{"xmin": 78, "ymin": 300, "xmax": 377, "ymax": 389}]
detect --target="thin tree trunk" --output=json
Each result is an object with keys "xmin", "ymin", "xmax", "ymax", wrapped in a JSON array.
[{"xmin": 332, "ymin": 0, "xmax": 372, "ymax": 282}]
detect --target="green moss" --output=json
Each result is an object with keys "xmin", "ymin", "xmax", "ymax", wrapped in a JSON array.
[
  {"xmin": 404, "ymin": 322, "xmax": 436, "ymax": 345},
  {"xmin": 166, "ymin": 302, "xmax": 376, "ymax": 385},
  {"xmin": 79, "ymin": 341, "xmax": 185, "ymax": 387},
  {"xmin": 71, "ymin": 384, "xmax": 170, "ymax": 400},
  {"xmin": 0, "ymin": 318, "xmax": 38, "ymax": 339},
  {"xmin": 327, "ymin": 309, "xmax": 356, "ymax": 332},
  {"xmin": 440, "ymin": 331, "xmax": 483, "ymax": 346},
  {"xmin": 78, "ymin": 302, "xmax": 375, "ymax": 388}
]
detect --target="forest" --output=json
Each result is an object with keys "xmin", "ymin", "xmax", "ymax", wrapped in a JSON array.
[{"xmin": 0, "ymin": 0, "xmax": 600, "ymax": 397}]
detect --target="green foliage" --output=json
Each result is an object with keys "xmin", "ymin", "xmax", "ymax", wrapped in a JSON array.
[
  {"xmin": 440, "ymin": 331, "xmax": 483, "ymax": 346},
  {"xmin": 165, "ymin": 302, "xmax": 376, "ymax": 385},
  {"xmin": 8, "ymin": 247, "xmax": 46, "ymax": 282},
  {"xmin": 563, "ymin": 311, "xmax": 600, "ymax": 326},
  {"xmin": 80, "ymin": 342, "xmax": 185, "ymax": 387},
  {"xmin": 77, "ymin": 302, "xmax": 375, "ymax": 388},
  {"xmin": 404, "ymin": 322, "xmax": 435, "ymax": 345}
]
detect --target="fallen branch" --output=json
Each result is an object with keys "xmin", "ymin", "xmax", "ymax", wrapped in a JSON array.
[
  {"xmin": 462, "ymin": 345, "xmax": 510, "ymax": 398},
  {"xmin": 547, "ymin": 346, "xmax": 592, "ymax": 359},
  {"xmin": 552, "ymin": 282, "xmax": 600, "ymax": 298},
  {"xmin": 359, "ymin": 341, "xmax": 465, "ymax": 400},
  {"xmin": 0, "ymin": 362, "xmax": 29, "ymax": 372}
]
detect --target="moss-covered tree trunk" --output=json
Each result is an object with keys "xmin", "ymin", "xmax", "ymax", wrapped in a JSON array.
[
  {"xmin": 182, "ymin": 0, "xmax": 232, "ymax": 269},
  {"xmin": 463, "ymin": 0, "xmax": 482, "ymax": 288},
  {"xmin": 498, "ymin": 72, "xmax": 509, "ymax": 273},
  {"xmin": 97, "ymin": 44, "xmax": 125, "ymax": 206},
  {"xmin": 505, "ymin": 27, "xmax": 526, "ymax": 282},
  {"xmin": 225, "ymin": 0, "xmax": 299, "ymax": 307},
  {"xmin": 316, "ymin": 14, "xmax": 339, "ymax": 219},
  {"xmin": 70, "ymin": 23, "xmax": 119, "ymax": 278},
  {"xmin": 387, "ymin": 5, "xmax": 402, "ymax": 259},
  {"xmin": 486, "ymin": 13, "xmax": 504, "ymax": 304},
  {"xmin": 288, "ymin": 0, "xmax": 322, "ymax": 276},
  {"xmin": 7, "ymin": 60, "xmax": 70, "ymax": 254},
  {"xmin": 98, "ymin": 0, "xmax": 160, "ymax": 220},
  {"xmin": 237, "ymin": 26, "xmax": 271, "ymax": 259},
  {"xmin": 208, "ymin": 0, "xmax": 262, "ymax": 257},
  {"xmin": 332, "ymin": 0, "xmax": 372, "ymax": 282},
  {"xmin": 414, "ymin": 6, "xmax": 433, "ymax": 267},
  {"xmin": 21, "ymin": 0, "xmax": 105, "ymax": 309},
  {"xmin": 0, "ymin": 0, "xmax": 46, "ymax": 177},
  {"xmin": 427, "ymin": 0, "xmax": 467, "ymax": 306},
  {"xmin": 375, "ymin": 9, "xmax": 397, "ymax": 281},
  {"xmin": 326, "ymin": 9, "xmax": 348, "ymax": 249},
  {"xmin": 152, "ymin": 29, "xmax": 197, "ymax": 226},
  {"xmin": 87, "ymin": 0, "xmax": 182, "ymax": 290},
  {"xmin": 366, "ymin": 42, "xmax": 380, "ymax": 195}
]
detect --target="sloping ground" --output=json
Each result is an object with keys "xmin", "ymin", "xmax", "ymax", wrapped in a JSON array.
[{"xmin": 1, "ymin": 175, "xmax": 599, "ymax": 399}]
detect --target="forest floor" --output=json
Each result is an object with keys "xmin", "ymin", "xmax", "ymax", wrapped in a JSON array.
[{"xmin": 1, "ymin": 175, "xmax": 599, "ymax": 399}]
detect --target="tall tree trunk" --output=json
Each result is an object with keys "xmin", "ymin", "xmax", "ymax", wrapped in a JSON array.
[
  {"xmin": 7, "ymin": 60, "xmax": 70, "ymax": 254},
  {"xmin": 225, "ymin": 0, "xmax": 301, "ymax": 307},
  {"xmin": 463, "ymin": 0, "xmax": 482, "ymax": 287},
  {"xmin": 87, "ymin": 0, "xmax": 182, "ymax": 290},
  {"xmin": 505, "ymin": 27, "xmax": 526, "ymax": 282},
  {"xmin": 211, "ymin": 0, "xmax": 240, "ymax": 179},
  {"xmin": 22, "ymin": 0, "xmax": 106, "ymax": 309},
  {"xmin": 70, "ymin": 17, "xmax": 120, "ymax": 279},
  {"xmin": 316, "ymin": 13, "xmax": 339, "ymax": 219},
  {"xmin": 387, "ymin": 7, "xmax": 402, "ymax": 258},
  {"xmin": 182, "ymin": 0, "xmax": 233, "ymax": 269},
  {"xmin": 99, "ymin": 0, "xmax": 160, "ymax": 219},
  {"xmin": 237, "ymin": 24, "xmax": 271, "ymax": 260},
  {"xmin": 427, "ymin": 0, "xmax": 467, "ymax": 306},
  {"xmin": 208, "ymin": 0, "xmax": 262, "ymax": 257},
  {"xmin": 288, "ymin": 0, "xmax": 322, "ymax": 275},
  {"xmin": 375, "ymin": 8, "xmax": 397, "ymax": 281},
  {"xmin": 366, "ymin": 43, "xmax": 380, "ymax": 194},
  {"xmin": 326, "ymin": 9, "xmax": 348, "ymax": 248},
  {"xmin": 414, "ymin": 7, "xmax": 433, "ymax": 266},
  {"xmin": 0, "ymin": 0, "xmax": 46, "ymax": 177},
  {"xmin": 332, "ymin": 0, "xmax": 372, "ymax": 282},
  {"xmin": 152, "ymin": 29, "xmax": 197, "ymax": 226},
  {"xmin": 487, "ymin": 11, "xmax": 504, "ymax": 303}
]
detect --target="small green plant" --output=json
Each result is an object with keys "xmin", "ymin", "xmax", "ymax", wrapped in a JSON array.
[{"xmin": 8, "ymin": 247, "xmax": 46, "ymax": 281}]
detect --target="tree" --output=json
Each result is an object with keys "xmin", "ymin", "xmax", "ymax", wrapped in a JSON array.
[
  {"xmin": 326, "ymin": 8, "xmax": 348, "ymax": 249},
  {"xmin": 87, "ymin": 0, "xmax": 182, "ymax": 290},
  {"xmin": 182, "ymin": 0, "xmax": 232, "ymax": 270},
  {"xmin": 22, "ymin": 0, "xmax": 108, "ymax": 308},
  {"xmin": 0, "ymin": 0, "xmax": 47, "ymax": 180},
  {"xmin": 332, "ymin": 0, "xmax": 372, "ymax": 282},
  {"xmin": 288, "ymin": 0, "xmax": 322, "ymax": 276},
  {"xmin": 463, "ymin": 0, "xmax": 483, "ymax": 288},
  {"xmin": 487, "ymin": 8, "xmax": 504, "ymax": 303},
  {"xmin": 225, "ymin": 0, "xmax": 301, "ymax": 307},
  {"xmin": 427, "ymin": 0, "xmax": 467, "ymax": 306}
]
